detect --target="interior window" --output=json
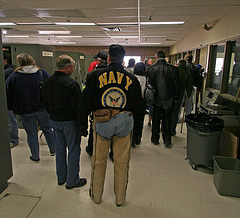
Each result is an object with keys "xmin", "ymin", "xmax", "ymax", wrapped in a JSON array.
[
  {"xmin": 211, "ymin": 44, "xmax": 225, "ymax": 90},
  {"xmin": 123, "ymin": 56, "xmax": 141, "ymax": 67},
  {"xmin": 227, "ymin": 41, "xmax": 240, "ymax": 99}
]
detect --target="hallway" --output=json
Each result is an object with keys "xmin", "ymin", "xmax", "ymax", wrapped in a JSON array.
[{"xmin": 0, "ymin": 119, "xmax": 239, "ymax": 218}]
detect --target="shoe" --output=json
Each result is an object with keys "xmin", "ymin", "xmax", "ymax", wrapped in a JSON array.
[
  {"xmin": 50, "ymin": 151, "xmax": 55, "ymax": 156},
  {"xmin": 131, "ymin": 137, "xmax": 136, "ymax": 148},
  {"xmin": 171, "ymin": 131, "xmax": 176, "ymax": 136},
  {"xmin": 65, "ymin": 178, "xmax": 87, "ymax": 190},
  {"xmin": 30, "ymin": 156, "xmax": 40, "ymax": 162},
  {"xmin": 135, "ymin": 136, "xmax": 141, "ymax": 145},
  {"xmin": 109, "ymin": 151, "xmax": 114, "ymax": 162},
  {"xmin": 151, "ymin": 140, "xmax": 159, "ymax": 145},
  {"xmin": 116, "ymin": 203, "xmax": 124, "ymax": 207},
  {"xmin": 89, "ymin": 188, "xmax": 92, "ymax": 197},
  {"xmin": 10, "ymin": 142, "xmax": 19, "ymax": 148},
  {"xmin": 165, "ymin": 143, "xmax": 172, "ymax": 148},
  {"xmin": 131, "ymin": 142, "xmax": 136, "ymax": 148},
  {"xmin": 58, "ymin": 180, "xmax": 66, "ymax": 186},
  {"xmin": 148, "ymin": 122, "xmax": 151, "ymax": 127},
  {"xmin": 86, "ymin": 146, "xmax": 93, "ymax": 157}
]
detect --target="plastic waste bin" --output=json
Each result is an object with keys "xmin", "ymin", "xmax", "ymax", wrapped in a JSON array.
[{"xmin": 185, "ymin": 113, "xmax": 224, "ymax": 170}]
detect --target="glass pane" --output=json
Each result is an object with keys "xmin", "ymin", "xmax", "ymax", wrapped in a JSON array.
[
  {"xmin": 211, "ymin": 44, "xmax": 225, "ymax": 90},
  {"xmin": 123, "ymin": 56, "xmax": 141, "ymax": 67},
  {"xmin": 227, "ymin": 42, "xmax": 240, "ymax": 99}
]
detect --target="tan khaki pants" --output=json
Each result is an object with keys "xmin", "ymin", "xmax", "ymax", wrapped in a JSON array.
[{"xmin": 90, "ymin": 120, "xmax": 131, "ymax": 205}]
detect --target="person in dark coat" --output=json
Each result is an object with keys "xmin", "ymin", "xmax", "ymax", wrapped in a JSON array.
[
  {"xmin": 147, "ymin": 50, "xmax": 180, "ymax": 147},
  {"xmin": 42, "ymin": 54, "xmax": 87, "ymax": 189},
  {"xmin": 6, "ymin": 53, "xmax": 55, "ymax": 161},
  {"xmin": 79, "ymin": 44, "xmax": 144, "ymax": 206}
]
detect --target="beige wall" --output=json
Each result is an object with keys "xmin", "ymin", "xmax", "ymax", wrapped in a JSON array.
[{"xmin": 169, "ymin": 9, "xmax": 240, "ymax": 55}]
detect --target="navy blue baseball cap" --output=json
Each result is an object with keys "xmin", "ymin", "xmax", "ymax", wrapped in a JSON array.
[{"xmin": 109, "ymin": 44, "xmax": 125, "ymax": 58}]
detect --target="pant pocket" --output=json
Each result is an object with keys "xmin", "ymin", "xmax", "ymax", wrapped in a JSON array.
[{"xmin": 115, "ymin": 112, "xmax": 133, "ymax": 137}]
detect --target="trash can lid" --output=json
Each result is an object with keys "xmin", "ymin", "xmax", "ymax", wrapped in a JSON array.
[{"xmin": 186, "ymin": 113, "xmax": 224, "ymax": 132}]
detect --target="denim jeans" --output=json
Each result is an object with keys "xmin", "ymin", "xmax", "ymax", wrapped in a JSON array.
[
  {"xmin": 50, "ymin": 120, "xmax": 81, "ymax": 186},
  {"xmin": 20, "ymin": 108, "xmax": 55, "ymax": 160},
  {"xmin": 171, "ymin": 99, "xmax": 183, "ymax": 133},
  {"xmin": 91, "ymin": 112, "xmax": 133, "ymax": 204},
  {"xmin": 95, "ymin": 112, "xmax": 134, "ymax": 140},
  {"xmin": 8, "ymin": 110, "xmax": 19, "ymax": 144}
]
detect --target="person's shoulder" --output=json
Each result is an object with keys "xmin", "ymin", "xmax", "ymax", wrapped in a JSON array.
[
  {"xmin": 39, "ymin": 68, "xmax": 50, "ymax": 76},
  {"xmin": 4, "ymin": 67, "xmax": 15, "ymax": 74}
]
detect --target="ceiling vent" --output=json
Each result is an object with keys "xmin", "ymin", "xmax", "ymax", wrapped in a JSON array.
[{"xmin": 102, "ymin": 27, "xmax": 122, "ymax": 32}]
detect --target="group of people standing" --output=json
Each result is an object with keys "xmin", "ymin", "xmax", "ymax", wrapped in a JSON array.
[{"xmin": 4, "ymin": 45, "xmax": 202, "ymax": 207}]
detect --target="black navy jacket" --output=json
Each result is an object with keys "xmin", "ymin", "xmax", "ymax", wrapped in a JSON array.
[{"xmin": 79, "ymin": 62, "xmax": 145, "ymax": 131}]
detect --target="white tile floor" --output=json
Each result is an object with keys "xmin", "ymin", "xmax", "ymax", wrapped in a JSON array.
[{"xmin": 0, "ymin": 118, "xmax": 240, "ymax": 218}]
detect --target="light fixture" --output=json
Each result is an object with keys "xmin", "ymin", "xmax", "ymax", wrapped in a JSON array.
[
  {"xmin": 55, "ymin": 41, "xmax": 77, "ymax": 44},
  {"xmin": 4, "ymin": 35, "xmax": 30, "ymax": 38},
  {"xmin": 141, "ymin": 21, "xmax": 185, "ymax": 25},
  {"xmin": 38, "ymin": 31, "xmax": 70, "ymax": 34},
  {"xmin": 30, "ymin": 35, "xmax": 55, "ymax": 38},
  {"xmin": 112, "ymin": 36, "xmax": 139, "ymax": 39},
  {"xmin": 55, "ymin": 22, "xmax": 95, "ymax": 26},
  {"xmin": 140, "ymin": 42, "xmax": 162, "ymax": 45},
  {"xmin": 55, "ymin": 36, "xmax": 82, "ymax": 38},
  {"xmin": 98, "ymin": 22, "xmax": 137, "ymax": 26},
  {"xmin": 0, "ymin": 22, "xmax": 16, "ymax": 26},
  {"xmin": 83, "ymin": 36, "xmax": 108, "ymax": 38},
  {"xmin": 17, "ymin": 22, "xmax": 54, "ymax": 25},
  {"xmin": 142, "ymin": 36, "xmax": 168, "ymax": 38},
  {"xmin": 2, "ymin": 30, "xmax": 7, "ymax": 34}
]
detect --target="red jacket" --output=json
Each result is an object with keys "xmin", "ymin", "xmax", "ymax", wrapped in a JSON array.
[{"xmin": 88, "ymin": 61, "xmax": 97, "ymax": 72}]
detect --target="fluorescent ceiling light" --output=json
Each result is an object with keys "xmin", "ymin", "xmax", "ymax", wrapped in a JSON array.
[
  {"xmin": 141, "ymin": 42, "xmax": 162, "ymax": 45},
  {"xmin": 2, "ymin": 30, "xmax": 7, "ymax": 34},
  {"xmin": 112, "ymin": 36, "xmax": 139, "ymax": 39},
  {"xmin": 30, "ymin": 35, "xmax": 54, "ymax": 38},
  {"xmin": 38, "ymin": 31, "xmax": 70, "ymax": 34},
  {"xmin": 83, "ymin": 36, "xmax": 108, "ymax": 38},
  {"xmin": 55, "ymin": 36, "xmax": 82, "ymax": 38},
  {"xmin": 141, "ymin": 21, "xmax": 184, "ymax": 25},
  {"xmin": 4, "ymin": 35, "xmax": 30, "ymax": 38},
  {"xmin": 55, "ymin": 41, "xmax": 77, "ymax": 44},
  {"xmin": 0, "ymin": 22, "xmax": 16, "ymax": 26},
  {"xmin": 142, "ymin": 36, "xmax": 168, "ymax": 38},
  {"xmin": 98, "ymin": 22, "xmax": 137, "ymax": 26},
  {"xmin": 17, "ymin": 22, "xmax": 54, "ymax": 25},
  {"xmin": 55, "ymin": 22, "xmax": 95, "ymax": 26}
]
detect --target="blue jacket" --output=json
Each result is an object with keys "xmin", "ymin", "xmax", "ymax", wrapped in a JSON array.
[{"xmin": 6, "ymin": 66, "xmax": 50, "ymax": 115}]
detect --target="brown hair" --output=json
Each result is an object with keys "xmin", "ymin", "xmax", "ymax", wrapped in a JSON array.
[{"xmin": 15, "ymin": 53, "xmax": 39, "ymax": 71}]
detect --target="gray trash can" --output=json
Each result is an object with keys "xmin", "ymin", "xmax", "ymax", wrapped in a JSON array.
[{"xmin": 185, "ymin": 113, "xmax": 224, "ymax": 170}]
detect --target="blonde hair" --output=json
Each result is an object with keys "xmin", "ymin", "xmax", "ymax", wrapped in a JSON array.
[
  {"xmin": 56, "ymin": 55, "xmax": 75, "ymax": 70},
  {"xmin": 15, "ymin": 53, "xmax": 39, "ymax": 71}
]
